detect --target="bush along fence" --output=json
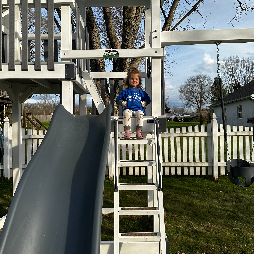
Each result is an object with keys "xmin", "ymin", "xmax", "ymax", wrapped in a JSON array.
[{"xmin": 1, "ymin": 113, "xmax": 254, "ymax": 180}]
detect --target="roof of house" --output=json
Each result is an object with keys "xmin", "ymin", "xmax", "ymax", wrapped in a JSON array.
[{"xmin": 218, "ymin": 79, "xmax": 254, "ymax": 105}]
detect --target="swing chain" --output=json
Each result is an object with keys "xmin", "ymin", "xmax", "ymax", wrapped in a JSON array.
[
  {"xmin": 214, "ymin": 41, "xmax": 231, "ymax": 166},
  {"xmin": 215, "ymin": 41, "xmax": 222, "ymax": 79}
]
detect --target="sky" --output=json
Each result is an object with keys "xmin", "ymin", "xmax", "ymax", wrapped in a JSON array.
[
  {"xmin": 26, "ymin": 0, "xmax": 254, "ymax": 108},
  {"xmin": 165, "ymin": 0, "xmax": 254, "ymax": 107}
]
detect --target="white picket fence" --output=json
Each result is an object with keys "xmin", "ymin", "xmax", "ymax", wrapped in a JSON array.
[
  {"xmin": 1, "ymin": 114, "xmax": 254, "ymax": 179},
  {"xmin": 1, "ymin": 117, "xmax": 46, "ymax": 179}
]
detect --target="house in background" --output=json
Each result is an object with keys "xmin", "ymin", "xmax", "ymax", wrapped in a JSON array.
[{"xmin": 214, "ymin": 80, "xmax": 254, "ymax": 128}]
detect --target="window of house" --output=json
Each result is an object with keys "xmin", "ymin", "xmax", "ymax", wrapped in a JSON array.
[{"xmin": 237, "ymin": 105, "xmax": 243, "ymax": 119}]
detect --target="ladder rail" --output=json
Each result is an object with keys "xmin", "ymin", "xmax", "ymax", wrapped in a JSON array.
[
  {"xmin": 154, "ymin": 117, "xmax": 163, "ymax": 191},
  {"xmin": 114, "ymin": 118, "xmax": 119, "ymax": 254},
  {"xmin": 158, "ymin": 191, "xmax": 166, "ymax": 254},
  {"xmin": 155, "ymin": 117, "xmax": 167, "ymax": 254},
  {"xmin": 114, "ymin": 118, "xmax": 119, "ymax": 191}
]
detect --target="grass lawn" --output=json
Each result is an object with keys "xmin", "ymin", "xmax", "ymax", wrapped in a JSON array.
[
  {"xmin": 167, "ymin": 121, "xmax": 206, "ymax": 132},
  {"xmin": 1, "ymin": 176, "xmax": 254, "ymax": 253},
  {"xmin": 41, "ymin": 121, "xmax": 50, "ymax": 129},
  {"xmin": 0, "ymin": 178, "xmax": 13, "ymax": 235}
]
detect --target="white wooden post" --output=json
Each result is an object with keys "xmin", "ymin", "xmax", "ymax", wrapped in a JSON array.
[
  {"xmin": 188, "ymin": 126, "xmax": 194, "ymax": 175},
  {"xmin": 170, "ymin": 128, "xmax": 175, "ymax": 175},
  {"xmin": 212, "ymin": 113, "xmax": 218, "ymax": 180},
  {"xmin": 15, "ymin": 6, "xmax": 21, "ymax": 62},
  {"xmin": 150, "ymin": 0, "xmax": 161, "ymax": 117},
  {"xmin": 62, "ymin": 81, "xmax": 74, "ymax": 113},
  {"xmin": 201, "ymin": 125, "xmax": 206, "ymax": 175},
  {"xmin": 79, "ymin": 94, "xmax": 87, "ymax": 115},
  {"xmin": 182, "ymin": 127, "xmax": 187, "ymax": 175},
  {"xmin": 207, "ymin": 122, "xmax": 212, "ymax": 175},
  {"xmin": 195, "ymin": 125, "xmax": 200, "ymax": 175},
  {"xmin": 108, "ymin": 133, "xmax": 114, "ymax": 179},
  {"xmin": 219, "ymin": 124, "xmax": 225, "ymax": 175},
  {"xmin": 27, "ymin": 129, "xmax": 32, "ymax": 164},
  {"xmin": 3, "ymin": 117, "xmax": 10, "ymax": 179},
  {"xmin": 145, "ymin": 4, "xmax": 152, "ymax": 116},
  {"xmin": 61, "ymin": 5, "xmax": 74, "ymax": 113},
  {"xmin": 12, "ymin": 86, "xmax": 22, "ymax": 194},
  {"xmin": 21, "ymin": 128, "xmax": 25, "ymax": 174},
  {"xmin": 176, "ymin": 128, "xmax": 181, "ymax": 175}
]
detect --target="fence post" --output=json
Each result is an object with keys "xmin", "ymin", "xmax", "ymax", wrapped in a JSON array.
[
  {"xmin": 3, "ymin": 117, "xmax": 10, "ymax": 179},
  {"xmin": 212, "ymin": 113, "xmax": 218, "ymax": 180},
  {"xmin": 107, "ymin": 132, "xmax": 114, "ymax": 179}
]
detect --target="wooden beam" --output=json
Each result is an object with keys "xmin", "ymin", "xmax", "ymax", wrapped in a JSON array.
[
  {"xmin": 28, "ymin": 34, "xmax": 62, "ymax": 40},
  {"xmin": 20, "ymin": 86, "xmax": 39, "ymax": 103},
  {"xmin": 0, "ymin": 81, "xmax": 15, "ymax": 102},
  {"xmin": 73, "ymin": 82, "xmax": 88, "ymax": 95},
  {"xmin": 31, "ymin": 79, "xmax": 52, "ymax": 89},
  {"xmin": 0, "ymin": 64, "xmax": 66, "ymax": 79},
  {"xmin": 2, "ymin": 0, "xmax": 75, "ymax": 6},
  {"xmin": 89, "ymin": 72, "xmax": 148, "ymax": 79},
  {"xmin": 161, "ymin": 28, "xmax": 254, "ymax": 46},
  {"xmin": 61, "ymin": 48, "xmax": 165, "ymax": 60},
  {"xmin": 76, "ymin": 0, "xmax": 149, "ymax": 7}
]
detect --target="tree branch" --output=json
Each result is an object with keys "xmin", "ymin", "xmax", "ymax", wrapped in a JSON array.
[
  {"xmin": 162, "ymin": 0, "xmax": 180, "ymax": 31},
  {"xmin": 170, "ymin": 0, "xmax": 204, "ymax": 31}
]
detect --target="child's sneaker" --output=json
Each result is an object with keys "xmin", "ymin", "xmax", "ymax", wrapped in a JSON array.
[
  {"xmin": 124, "ymin": 133, "xmax": 131, "ymax": 139},
  {"xmin": 136, "ymin": 133, "xmax": 144, "ymax": 139}
]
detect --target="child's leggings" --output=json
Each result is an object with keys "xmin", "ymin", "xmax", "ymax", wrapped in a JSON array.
[{"xmin": 123, "ymin": 109, "xmax": 144, "ymax": 131}]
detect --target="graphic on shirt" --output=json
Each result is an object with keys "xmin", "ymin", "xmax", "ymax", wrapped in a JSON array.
[{"xmin": 127, "ymin": 92, "xmax": 141, "ymax": 102}]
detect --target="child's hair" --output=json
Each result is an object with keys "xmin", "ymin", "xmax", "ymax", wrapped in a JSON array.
[{"xmin": 126, "ymin": 68, "xmax": 142, "ymax": 89}]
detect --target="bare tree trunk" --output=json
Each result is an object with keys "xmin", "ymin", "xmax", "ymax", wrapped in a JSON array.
[
  {"xmin": 86, "ymin": 7, "xmax": 106, "ymax": 102},
  {"xmin": 114, "ymin": 6, "xmax": 144, "ymax": 73},
  {"xmin": 103, "ymin": 7, "xmax": 120, "ymax": 49},
  {"xmin": 86, "ymin": 7, "xmax": 106, "ymax": 73}
]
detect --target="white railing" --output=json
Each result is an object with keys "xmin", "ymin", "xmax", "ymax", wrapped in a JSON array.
[
  {"xmin": 1, "ymin": 117, "xmax": 46, "ymax": 179},
  {"xmin": 1, "ymin": 114, "xmax": 254, "ymax": 180},
  {"xmin": 107, "ymin": 114, "xmax": 254, "ymax": 179}
]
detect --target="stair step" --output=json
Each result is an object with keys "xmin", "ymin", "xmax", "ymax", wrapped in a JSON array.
[
  {"xmin": 118, "ymin": 138, "xmax": 155, "ymax": 145},
  {"xmin": 118, "ymin": 183, "xmax": 157, "ymax": 190},
  {"xmin": 119, "ymin": 207, "xmax": 159, "ymax": 215},
  {"xmin": 118, "ymin": 160, "xmax": 156, "ymax": 167},
  {"xmin": 119, "ymin": 232, "xmax": 161, "ymax": 242},
  {"xmin": 102, "ymin": 208, "xmax": 114, "ymax": 214}
]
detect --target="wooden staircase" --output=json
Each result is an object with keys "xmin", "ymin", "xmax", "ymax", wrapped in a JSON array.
[{"xmin": 113, "ymin": 117, "xmax": 168, "ymax": 254}]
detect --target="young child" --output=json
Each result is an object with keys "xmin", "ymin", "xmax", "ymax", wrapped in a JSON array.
[{"xmin": 116, "ymin": 68, "xmax": 151, "ymax": 139}]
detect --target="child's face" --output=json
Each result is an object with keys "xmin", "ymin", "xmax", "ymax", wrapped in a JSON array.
[{"xmin": 129, "ymin": 74, "xmax": 140, "ymax": 88}]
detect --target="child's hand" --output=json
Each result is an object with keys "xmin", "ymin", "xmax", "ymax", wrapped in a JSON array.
[
  {"xmin": 141, "ymin": 101, "xmax": 146, "ymax": 108},
  {"xmin": 122, "ymin": 101, "xmax": 127, "ymax": 107}
]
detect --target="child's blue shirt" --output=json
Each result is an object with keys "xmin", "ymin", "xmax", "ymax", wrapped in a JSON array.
[{"xmin": 116, "ymin": 88, "xmax": 151, "ymax": 115}]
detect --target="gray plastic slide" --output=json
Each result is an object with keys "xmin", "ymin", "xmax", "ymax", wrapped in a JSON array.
[{"xmin": 0, "ymin": 104, "xmax": 111, "ymax": 254}]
